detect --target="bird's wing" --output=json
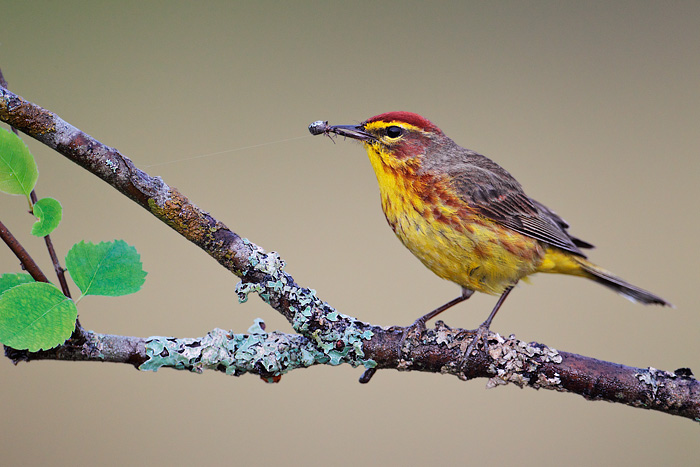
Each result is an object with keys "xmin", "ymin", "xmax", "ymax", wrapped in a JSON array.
[
  {"xmin": 449, "ymin": 166, "xmax": 589, "ymax": 256},
  {"xmin": 529, "ymin": 198, "xmax": 594, "ymax": 250}
]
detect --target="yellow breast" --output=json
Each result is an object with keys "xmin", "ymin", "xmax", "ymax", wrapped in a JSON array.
[{"xmin": 366, "ymin": 146, "xmax": 545, "ymax": 295}]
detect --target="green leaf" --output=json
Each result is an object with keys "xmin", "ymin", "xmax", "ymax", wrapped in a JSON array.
[
  {"xmin": 31, "ymin": 197, "xmax": 63, "ymax": 237},
  {"xmin": 0, "ymin": 273, "xmax": 35, "ymax": 295},
  {"xmin": 0, "ymin": 282, "xmax": 76, "ymax": 351},
  {"xmin": 0, "ymin": 127, "xmax": 38, "ymax": 196},
  {"xmin": 65, "ymin": 240, "xmax": 147, "ymax": 297}
]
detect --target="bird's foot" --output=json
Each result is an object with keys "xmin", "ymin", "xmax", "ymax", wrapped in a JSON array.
[
  {"xmin": 396, "ymin": 316, "xmax": 429, "ymax": 360},
  {"xmin": 459, "ymin": 323, "xmax": 492, "ymax": 376}
]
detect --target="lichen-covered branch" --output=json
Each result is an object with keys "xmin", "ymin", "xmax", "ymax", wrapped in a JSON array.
[
  {"xmin": 2, "ymin": 85, "xmax": 699, "ymax": 421},
  {"xmin": 141, "ymin": 319, "xmax": 351, "ymax": 381}
]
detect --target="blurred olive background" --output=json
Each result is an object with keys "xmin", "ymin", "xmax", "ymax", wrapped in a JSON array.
[{"xmin": 1, "ymin": 1, "xmax": 698, "ymax": 465}]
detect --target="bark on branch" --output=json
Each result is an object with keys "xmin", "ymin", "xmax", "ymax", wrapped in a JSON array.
[{"xmin": 1, "ymin": 85, "xmax": 698, "ymax": 421}]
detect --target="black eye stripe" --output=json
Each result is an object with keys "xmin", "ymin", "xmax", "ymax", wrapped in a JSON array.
[{"xmin": 386, "ymin": 126, "xmax": 403, "ymax": 138}]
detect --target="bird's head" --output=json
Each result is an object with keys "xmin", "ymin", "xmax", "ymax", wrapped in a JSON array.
[{"xmin": 328, "ymin": 112, "xmax": 447, "ymax": 171}]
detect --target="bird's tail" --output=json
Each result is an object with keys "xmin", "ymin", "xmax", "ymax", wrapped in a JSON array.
[{"xmin": 537, "ymin": 250, "xmax": 673, "ymax": 307}]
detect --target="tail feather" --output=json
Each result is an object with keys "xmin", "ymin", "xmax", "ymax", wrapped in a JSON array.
[{"xmin": 573, "ymin": 257, "xmax": 673, "ymax": 307}]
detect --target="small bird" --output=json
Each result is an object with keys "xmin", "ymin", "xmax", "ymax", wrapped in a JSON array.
[{"xmin": 310, "ymin": 112, "xmax": 671, "ymax": 356}]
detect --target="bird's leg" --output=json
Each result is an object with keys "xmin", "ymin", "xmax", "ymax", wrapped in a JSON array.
[
  {"xmin": 410, "ymin": 287, "xmax": 475, "ymax": 330},
  {"xmin": 460, "ymin": 285, "xmax": 515, "ymax": 371},
  {"xmin": 397, "ymin": 288, "xmax": 475, "ymax": 357}
]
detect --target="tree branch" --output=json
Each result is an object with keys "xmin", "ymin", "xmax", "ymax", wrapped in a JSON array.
[{"xmin": 1, "ymin": 85, "xmax": 698, "ymax": 421}]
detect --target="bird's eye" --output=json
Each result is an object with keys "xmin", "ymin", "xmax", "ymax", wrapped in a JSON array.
[{"xmin": 386, "ymin": 126, "xmax": 403, "ymax": 138}]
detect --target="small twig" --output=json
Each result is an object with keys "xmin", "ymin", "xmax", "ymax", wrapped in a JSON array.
[
  {"xmin": 28, "ymin": 190, "xmax": 72, "ymax": 299},
  {"xmin": 358, "ymin": 367, "xmax": 377, "ymax": 383},
  {"xmin": 0, "ymin": 219, "xmax": 49, "ymax": 283}
]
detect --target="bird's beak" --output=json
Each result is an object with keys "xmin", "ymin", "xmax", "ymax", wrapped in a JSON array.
[{"xmin": 329, "ymin": 124, "xmax": 376, "ymax": 142}]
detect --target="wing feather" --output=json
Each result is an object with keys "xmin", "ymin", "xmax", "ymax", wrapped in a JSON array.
[{"xmin": 449, "ymin": 162, "xmax": 589, "ymax": 257}]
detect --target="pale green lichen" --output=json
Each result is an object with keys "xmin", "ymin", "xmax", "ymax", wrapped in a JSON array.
[
  {"xmin": 236, "ymin": 282, "xmax": 262, "ymax": 303},
  {"xmin": 105, "ymin": 159, "xmax": 118, "ymax": 173},
  {"xmin": 140, "ymin": 322, "xmax": 329, "ymax": 376},
  {"xmin": 247, "ymin": 317, "xmax": 266, "ymax": 335},
  {"xmin": 234, "ymin": 244, "xmax": 376, "ymax": 371}
]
